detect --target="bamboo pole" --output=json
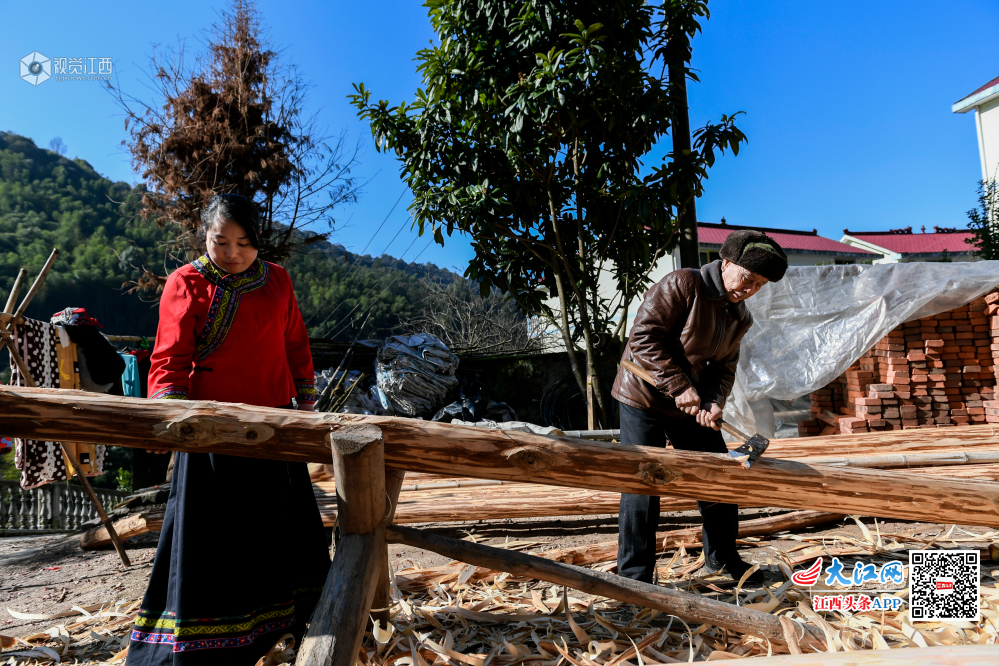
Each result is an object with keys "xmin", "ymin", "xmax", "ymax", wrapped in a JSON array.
[
  {"xmin": 62, "ymin": 444, "xmax": 130, "ymax": 566},
  {"xmin": 5, "ymin": 387, "xmax": 999, "ymax": 526},
  {"xmin": 5, "ymin": 248, "xmax": 59, "ymax": 329},
  {"xmin": 386, "ymin": 524, "xmax": 826, "ymax": 650},
  {"xmin": 3, "ymin": 268, "xmax": 27, "ymax": 316}
]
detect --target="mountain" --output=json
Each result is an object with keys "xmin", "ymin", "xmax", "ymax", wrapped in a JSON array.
[
  {"xmin": 0, "ymin": 132, "xmax": 171, "ymax": 334},
  {"xmin": 0, "ymin": 132, "xmax": 461, "ymax": 348}
]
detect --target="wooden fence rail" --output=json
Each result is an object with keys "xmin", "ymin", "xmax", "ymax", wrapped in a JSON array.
[{"xmin": 3, "ymin": 386, "xmax": 999, "ymax": 527}]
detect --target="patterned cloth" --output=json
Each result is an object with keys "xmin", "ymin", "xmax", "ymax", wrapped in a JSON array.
[
  {"xmin": 8, "ymin": 318, "xmax": 106, "ymax": 489},
  {"xmin": 50, "ymin": 307, "xmax": 103, "ymax": 328},
  {"xmin": 190, "ymin": 255, "xmax": 270, "ymax": 361}
]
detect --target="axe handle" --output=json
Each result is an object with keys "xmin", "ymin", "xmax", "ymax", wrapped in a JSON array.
[
  {"xmin": 620, "ymin": 359, "xmax": 752, "ymax": 443},
  {"xmin": 716, "ymin": 420, "xmax": 751, "ymax": 444}
]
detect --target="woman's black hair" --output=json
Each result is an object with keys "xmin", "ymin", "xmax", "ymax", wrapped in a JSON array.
[{"xmin": 199, "ymin": 193, "xmax": 261, "ymax": 250}]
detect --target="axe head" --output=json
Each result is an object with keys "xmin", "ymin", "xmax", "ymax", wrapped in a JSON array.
[{"xmin": 728, "ymin": 433, "xmax": 770, "ymax": 469}]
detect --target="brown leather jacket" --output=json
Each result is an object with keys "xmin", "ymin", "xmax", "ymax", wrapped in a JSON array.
[{"xmin": 611, "ymin": 260, "xmax": 753, "ymax": 417}]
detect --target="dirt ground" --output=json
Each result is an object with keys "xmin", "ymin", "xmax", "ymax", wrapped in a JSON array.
[{"xmin": 2, "ymin": 507, "xmax": 995, "ymax": 640}]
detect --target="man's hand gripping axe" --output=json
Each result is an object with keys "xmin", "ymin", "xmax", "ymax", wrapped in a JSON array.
[{"xmin": 620, "ymin": 359, "xmax": 770, "ymax": 469}]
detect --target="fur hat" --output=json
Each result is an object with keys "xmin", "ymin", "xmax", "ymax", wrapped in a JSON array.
[{"xmin": 719, "ymin": 230, "xmax": 788, "ymax": 282}]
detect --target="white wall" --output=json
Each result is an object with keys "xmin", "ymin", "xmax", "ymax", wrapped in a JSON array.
[{"xmin": 979, "ymin": 97, "xmax": 999, "ymax": 182}]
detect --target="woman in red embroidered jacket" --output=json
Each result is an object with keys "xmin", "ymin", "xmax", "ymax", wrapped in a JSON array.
[{"xmin": 128, "ymin": 194, "xmax": 330, "ymax": 666}]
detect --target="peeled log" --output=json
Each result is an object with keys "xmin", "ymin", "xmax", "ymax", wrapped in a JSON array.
[
  {"xmin": 80, "ymin": 510, "xmax": 164, "ymax": 549},
  {"xmin": 387, "ymin": 524, "xmax": 826, "ymax": 650},
  {"xmin": 5, "ymin": 387, "xmax": 999, "ymax": 527}
]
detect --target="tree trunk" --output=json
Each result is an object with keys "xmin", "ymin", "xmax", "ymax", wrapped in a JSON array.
[{"xmin": 668, "ymin": 59, "xmax": 699, "ymax": 269}]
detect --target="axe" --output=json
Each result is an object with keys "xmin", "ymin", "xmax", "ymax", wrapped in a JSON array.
[{"xmin": 620, "ymin": 359, "xmax": 770, "ymax": 469}]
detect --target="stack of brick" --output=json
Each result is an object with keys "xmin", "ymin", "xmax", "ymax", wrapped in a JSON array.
[{"xmin": 798, "ymin": 288, "xmax": 999, "ymax": 437}]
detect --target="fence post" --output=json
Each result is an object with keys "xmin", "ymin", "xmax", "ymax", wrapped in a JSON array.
[{"xmin": 298, "ymin": 423, "xmax": 386, "ymax": 666}]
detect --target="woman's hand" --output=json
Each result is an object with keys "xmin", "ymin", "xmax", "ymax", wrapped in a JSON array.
[
  {"xmin": 298, "ymin": 403, "xmax": 315, "ymax": 412},
  {"xmin": 674, "ymin": 386, "xmax": 701, "ymax": 416},
  {"xmin": 696, "ymin": 402, "xmax": 723, "ymax": 430}
]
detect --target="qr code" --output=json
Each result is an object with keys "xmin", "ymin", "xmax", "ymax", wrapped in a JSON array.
[{"xmin": 909, "ymin": 550, "xmax": 980, "ymax": 621}]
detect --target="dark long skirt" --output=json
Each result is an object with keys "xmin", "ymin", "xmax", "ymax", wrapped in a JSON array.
[{"xmin": 126, "ymin": 447, "xmax": 330, "ymax": 665}]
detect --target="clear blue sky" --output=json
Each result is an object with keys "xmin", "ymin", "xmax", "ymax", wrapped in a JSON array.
[{"xmin": 2, "ymin": 1, "xmax": 997, "ymax": 274}]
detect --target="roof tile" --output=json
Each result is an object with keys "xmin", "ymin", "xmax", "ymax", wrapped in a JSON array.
[
  {"xmin": 697, "ymin": 225, "xmax": 876, "ymax": 255},
  {"xmin": 845, "ymin": 231, "xmax": 975, "ymax": 255}
]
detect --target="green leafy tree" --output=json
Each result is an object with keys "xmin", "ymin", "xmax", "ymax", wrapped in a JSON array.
[
  {"xmin": 966, "ymin": 179, "xmax": 999, "ymax": 260},
  {"xmin": 350, "ymin": 0, "xmax": 744, "ymax": 424}
]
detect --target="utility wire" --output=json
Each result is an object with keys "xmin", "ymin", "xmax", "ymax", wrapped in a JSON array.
[
  {"xmin": 325, "ymin": 238, "xmax": 434, "ymax": 341},
  {"xmin": 316, "ymin": 215, "xmax": 413, "ymax": 328},
  {"xmin": 304, "ymin": 189, "xmax": 406, "ymax": 326}
]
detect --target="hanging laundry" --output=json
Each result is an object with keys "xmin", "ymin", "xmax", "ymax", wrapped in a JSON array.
[
  {"xmin": 9, "ymin": 317, "xmax": 106, "ymax": 489},
  {"xmin": 119, "ymin": 352, "xmax": 141, "ymax": 398},
  {"xmin": 50, "ymin": 307, "xmax": 104, "ymax": 328}
]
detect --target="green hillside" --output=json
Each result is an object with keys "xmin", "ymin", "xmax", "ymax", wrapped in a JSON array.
[{"xmin": 0, "ymin": 132, "xmax": 459, "ymax": 346}]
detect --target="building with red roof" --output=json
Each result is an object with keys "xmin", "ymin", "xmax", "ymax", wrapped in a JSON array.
[
  {"xmin": 953, "ymin": 74, "xmax": 999, "ymax": 181},
  {"xmin": 840, "ymin": 226, "xmax": 976, "ymax": 263},
  {"xmin": 696, "ymin": 221, "xmax": 880, "ymax": 266}
]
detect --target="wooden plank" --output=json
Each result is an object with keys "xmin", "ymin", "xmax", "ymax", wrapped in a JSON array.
[
  {"xmin": 386, "ymin": 524, "xmax": 826, "ymax": 650},
  {"xmin": 5, "ymin": 386, "xmax": 999, "ymax": 526}
]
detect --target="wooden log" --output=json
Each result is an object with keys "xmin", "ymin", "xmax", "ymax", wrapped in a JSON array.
[
  {"xmin": 298, "ymin": 419, "xmax": 386, "ymax": 666},
  {"xmin": 80, "ymin": 510, "xmax": 165, "ymax": 549},
  {"xmin": 86, "ymin": 460, "xmax": 999, "ymax": 550},
  {"xmin": 5, "ymin": 387, "xmax": 999, "ymax": 527},
  {"xmin": 298, "ymin": 530, "xmax": 385, "ymax": 666},
  {"xmin": 317, "ymin": 463, "xmax": 999, "ymax": 525},
  {"xmin": 737, "ymin": 645, "xmax": 999, "ymax": 666},
  {"xmin": 386, "ymin": 524, "xmax": 827, "ymax": 650}
]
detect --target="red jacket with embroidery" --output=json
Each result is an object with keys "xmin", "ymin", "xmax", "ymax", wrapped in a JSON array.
[{"xmin": 148, "ymin": 257, "xmax": 315, "ymax": 407}]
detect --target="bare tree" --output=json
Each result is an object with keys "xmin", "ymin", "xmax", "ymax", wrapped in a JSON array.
[
  {"xmin": 109, "ymin": 0, "xmax": 361, "ymax": 293},
  {"xmin": 401, "ymin": 279, "xmax": 558, "ymax": 357}
]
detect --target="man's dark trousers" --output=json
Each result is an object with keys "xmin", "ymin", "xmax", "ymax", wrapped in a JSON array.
[{"xmin": 617, "ymin": 402, "xmax": 739, "ymax": 583}]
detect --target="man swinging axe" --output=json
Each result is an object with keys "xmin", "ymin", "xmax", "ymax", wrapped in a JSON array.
[{"xmin": 611, "ymin": 230, "xmax": 788, "ymax": 585}]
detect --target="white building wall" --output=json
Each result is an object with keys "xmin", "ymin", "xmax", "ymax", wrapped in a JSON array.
[{"xmin": 978, "ymin": 97, "xmax": 999, "ymax": 182}]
